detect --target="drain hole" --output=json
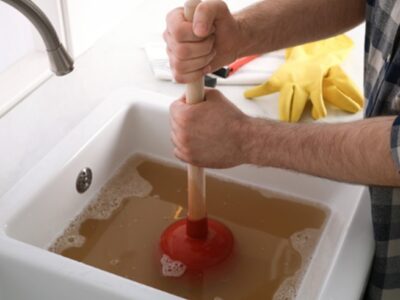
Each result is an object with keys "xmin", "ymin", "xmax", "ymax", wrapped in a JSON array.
[{"xmin": 76, "ymin": 168, "xmax": 92, "ymax": 193}]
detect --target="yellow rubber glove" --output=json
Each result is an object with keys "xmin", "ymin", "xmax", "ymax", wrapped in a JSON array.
[{"xmin": 244, "ymin": 35, "xmax": 364, "ymax": 122}]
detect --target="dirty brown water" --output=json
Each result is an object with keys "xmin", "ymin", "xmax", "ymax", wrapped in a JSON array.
[{"xmin": 49, "ymin": 154, "xmax": 327, "ymax": 300}]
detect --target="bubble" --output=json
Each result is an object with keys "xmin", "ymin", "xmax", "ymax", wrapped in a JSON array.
[
  {"xmin": 110, "ymin": 258, "xmax": 120, "ymax": 266},
  {"xmin": 272, "ymin": 228, "xmax": 321, "ymax": 300},
  {"xmin": 49, "ymin": 156, "xmax": 153, "ymax": 254},
  {"xmin": 160, "ymin": 254, "xmax": 186, "ymax": 278}
]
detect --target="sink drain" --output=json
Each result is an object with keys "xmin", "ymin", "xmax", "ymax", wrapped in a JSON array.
[{"xmin": 76, "ymin": 168, "xmax": 92, "ymax": 193}]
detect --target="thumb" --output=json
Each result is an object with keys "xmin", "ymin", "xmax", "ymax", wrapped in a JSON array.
[{"xmin": 192, "ymin": 0, "xmax": 229, "ymax": 37}]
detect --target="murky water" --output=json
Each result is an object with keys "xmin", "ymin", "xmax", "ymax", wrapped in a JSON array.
[{"xmin": 49, "ymin": 154, "xmax": 327, "ymax": 299}]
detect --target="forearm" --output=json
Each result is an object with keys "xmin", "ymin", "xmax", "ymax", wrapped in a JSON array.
[
  {"xmin": 235, "ymin": 0, "xmax": 365, "ymax": 57},
  {"xmin": 242, "ymin": 116, "xmax": 400, "ymax": 187}
]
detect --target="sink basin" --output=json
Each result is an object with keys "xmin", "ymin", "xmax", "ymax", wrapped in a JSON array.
[{"xmin": 0, "ymin": 88, "xmax": 374, "ymax": 300}]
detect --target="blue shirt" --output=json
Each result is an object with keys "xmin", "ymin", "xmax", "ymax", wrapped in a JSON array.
[{"xmin": 364, "ymin": 0, "xmax": 400, "ymax": 299}]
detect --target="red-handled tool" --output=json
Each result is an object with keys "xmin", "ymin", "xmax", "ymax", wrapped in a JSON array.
[
  {"xmin": 228, "ymin": 55, "xmax": 259, "ymax": 76},
  {"xmin": 213, "ymin": 55, "xmax": 259, "ymax": 78}
]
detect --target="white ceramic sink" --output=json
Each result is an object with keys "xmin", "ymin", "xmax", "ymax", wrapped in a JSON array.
[{"xmin": 0, "ymin": 88, "xmax": 374, "ymax": 300}]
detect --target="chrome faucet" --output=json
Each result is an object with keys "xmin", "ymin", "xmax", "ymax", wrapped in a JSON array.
[{"xmin": 2, "ymin": 0, "xmax": 73, "ymax": 76}]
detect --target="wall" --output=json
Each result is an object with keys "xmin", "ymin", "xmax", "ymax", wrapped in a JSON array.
[
  {"xmin": 61, "ymin": 0, "xmax": 144, "ymax": 58},
  {"xmin": 0, "ymin": 2, "xmax": 35, "ymax": 72}
]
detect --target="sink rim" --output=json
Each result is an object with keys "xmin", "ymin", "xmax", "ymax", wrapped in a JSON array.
[{"xmin": 0, "ymin": 87, "xmax": 374, "ymax": 300}]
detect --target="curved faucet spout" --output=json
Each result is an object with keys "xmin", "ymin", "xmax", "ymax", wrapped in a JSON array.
[{"xmin": 2, "ymin": 0, "xmax": 73, "ymax": 76}]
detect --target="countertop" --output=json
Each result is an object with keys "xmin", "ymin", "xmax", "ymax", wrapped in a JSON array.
[{"xmin": 0, "ymin": 0, "xmax": 366, "ymax": 197}]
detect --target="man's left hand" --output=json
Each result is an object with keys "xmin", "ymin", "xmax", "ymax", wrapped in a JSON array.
[{"xmin": 170, "ymin": 89, "xmax": 249, "ymax": 168}]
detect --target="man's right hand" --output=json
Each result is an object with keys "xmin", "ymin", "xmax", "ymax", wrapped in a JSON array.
[{"xmin": 164, "ymin": 0, "xmax": 243, "ymax": 83}]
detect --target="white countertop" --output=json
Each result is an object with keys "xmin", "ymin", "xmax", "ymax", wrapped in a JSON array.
[{"xmin": 0, "ymin": 0, "xmax": 366, "ymax": 197}]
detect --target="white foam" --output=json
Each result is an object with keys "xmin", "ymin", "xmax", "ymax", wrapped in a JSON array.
[
  {"xmin": 160, "ymin": 254, "xmax": 187, "ymax": 278},
  {"xmin": 49, "ymin": 156, "xmax": 153, "ymax": 254},
  {"xmin": 272, "ymin": 228, "xmax": 321, "ymax": 300},
  {"xmin": 109, "ymin": 258, "xmax": 120, "ymax": 266}
]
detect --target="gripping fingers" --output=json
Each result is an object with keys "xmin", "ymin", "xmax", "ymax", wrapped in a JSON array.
[
  {"xmin": 172, "ymin": 132, "xmax": 194, "ymax": 164},
  {"xmin": 193, "ymin": 0, "xmax": 230, "ymax": 37},
  {"xmin": 168, "ymin": 47, "xmax": 215, "ymax": 75},
  {"xmin": 164, "ymin": 31, "xmax": 215, "ymax": 60},
  {"xmin": 166, "ymin": 7, "xmax": 203, "ymax": 42}
]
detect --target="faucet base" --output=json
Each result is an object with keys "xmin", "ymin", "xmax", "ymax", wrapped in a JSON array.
[{"xmin": 47, "ymin": 45, "xmax": 74, "ymax": 76}]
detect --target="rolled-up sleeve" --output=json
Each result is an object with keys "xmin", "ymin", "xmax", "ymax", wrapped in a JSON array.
[{"xmin": 391, "ymin": 115, "xmax": 400, "ymax": 170}]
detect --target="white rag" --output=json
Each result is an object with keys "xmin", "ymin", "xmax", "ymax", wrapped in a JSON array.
[{"xmin": 144, "ymin": 42, "xmax": 285, "ymax": 85}]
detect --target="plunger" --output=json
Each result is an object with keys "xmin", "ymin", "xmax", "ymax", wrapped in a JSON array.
[{"xmin": 160, "ymin": 0, "xmax": 234, "ymax": 272}]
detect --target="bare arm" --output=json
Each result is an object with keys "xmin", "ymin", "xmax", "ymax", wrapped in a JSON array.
[
  {"xmin": 170, "ymin": 90, "xmax": 400, "ymax": 187},
  {"xmin": 165, "ymin": 0, "xmax": 365, "ymax": 83},
  {"xmin": 236, "ymin": 0, "xmax": 366, "ymax": 57},
  {"xmin": 242, "ymin": 116, "xmax": 399, "ymax": 187}
]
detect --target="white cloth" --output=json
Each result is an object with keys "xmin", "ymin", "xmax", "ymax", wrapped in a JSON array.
[{"xmin": 144, "ymin": 42, "xmax": 285, "ymax": 85}]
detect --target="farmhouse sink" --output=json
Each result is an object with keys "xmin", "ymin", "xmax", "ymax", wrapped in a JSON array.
[{"xmin": 0, "ymin": 88, "xmax": 374, "ymax": 300}]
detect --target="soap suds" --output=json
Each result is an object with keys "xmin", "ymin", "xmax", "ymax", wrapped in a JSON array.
[
  {"xmin": 273, "ymin": 228, "xmax": 320, "ymax": 300},
  {"xmin": 160, "ymin": 254, "xmax": 187, "ymax": 277},
  {"xmin": 49, "ymin": 156, "xmax": 152, "ymax": 253}
]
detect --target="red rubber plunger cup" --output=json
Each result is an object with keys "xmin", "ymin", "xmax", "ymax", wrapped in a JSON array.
[
  {"xmin": 160, "ymin": 0, "xmax": 234, "ymax": 272},
  {"xmin": 160, "ymin": 217, "xmax": 234, "ymax": 271}
]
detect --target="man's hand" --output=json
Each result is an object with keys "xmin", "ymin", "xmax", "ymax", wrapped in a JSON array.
[
  {"xmin": 170, "ymin": 89, "xmax": 249, "ymax": 168},
  {"xmin": 164, "ymin": 0, "xmax": 365, "ymax": 84},
  {"xmin": 170, "ymin": 90, "xmax": 400, "ymax": 187},
  {"xmin": 164, "ymin": 0, "xmax": 242, "ymax": 83}
]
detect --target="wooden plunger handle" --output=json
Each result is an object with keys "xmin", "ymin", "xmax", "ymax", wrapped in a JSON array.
[
  {"xmin": 184, "ymin": 0, "xmax": 205, "ymax": 104},
  {"xmin": 183, "ymin": 0, "xmax": 207, "ymax": 228}
]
